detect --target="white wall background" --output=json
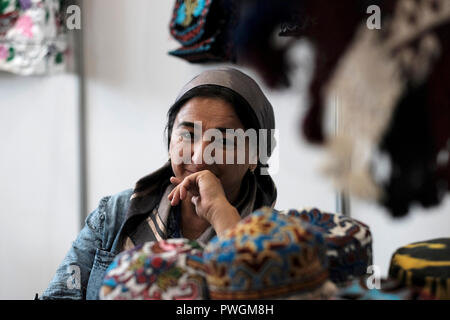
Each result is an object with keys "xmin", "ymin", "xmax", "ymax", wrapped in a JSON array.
[
  {"xmin": 0, "ymin": 74, "xmax": 79, "ymax": 299},
  {"xmin": 1, "ymin": 0, "xmax": 449, "ymax": 299}
]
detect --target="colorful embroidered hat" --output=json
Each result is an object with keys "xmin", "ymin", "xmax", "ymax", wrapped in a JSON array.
[
  {"xmin": 168, "ymin": 0, "xmax": 236, "ymax": 62},
  {"xmin": 99, "ymin": 238, "xmax": 208, "ymax": 300},
  {"xmin": 284, "ymin": 208, "xmax": 373, "ymax": 283},
  {"xmin": 203, "ymin": 207, "xmax": 337, "ymax": 299},
  {"xmin": 388, "ymin": 238, "xmax": 450, "ymax": 300}
]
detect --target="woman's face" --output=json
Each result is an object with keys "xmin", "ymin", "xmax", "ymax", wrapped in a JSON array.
[{"xmin": 169, "ymin": 96, "xmax": 257, "ymax": 203}]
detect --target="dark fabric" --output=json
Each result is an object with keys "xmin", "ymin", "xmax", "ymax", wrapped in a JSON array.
[
  {"xmin": 230, "ymin": 0, "xmax": 302, "ymax": 88},
  {"xmin": 427, "ymin": 24, "xmax": 450, "ymax": 197},
  {"xmin": 379, "ymin": 83, "xmax": 442, "ymax": 217},
  {"xmin": 128, "ymin": 218, "xmax": 158, "ymax": 244},
  {"xmin": 378, "ymin": 23, "xmax": 450, "ymax": 217},
  {"xmin": 166, "ymin": 205, "xmax": 182, "ymax": 239}
]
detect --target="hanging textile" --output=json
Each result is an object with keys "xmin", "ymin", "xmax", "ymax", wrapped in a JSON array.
[
  {"xmin": 320, "ymin": 1, "xmax": 447, "ymax": 202},
  {"xmin": 320, "ymin": 0, "xmax": 450, "ymax": 216},
  {"xmin": 229, "ymin": 0, "xmax": 301, "ymax": 88},
  {"xmin": 278, "ymin": 0, "xmax": 450, "ymax": 217},
  {"xmin": 0, "ymin": 0, "xmax": 68, "ymax": 75},
  {"xmin": 272, "ymin": 0, "xmax": 450, "ymax": 217},
  {"xmin": 168, "ymin": 0, "xmax": 237, "ymax": 63}
]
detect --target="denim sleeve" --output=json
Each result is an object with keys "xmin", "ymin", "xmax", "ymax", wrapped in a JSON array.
[{"xmin": 40, "ymin": 196, "xmax": 111, "ymax": 300}]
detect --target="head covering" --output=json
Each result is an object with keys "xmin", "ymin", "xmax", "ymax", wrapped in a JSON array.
[
  {"xmin": 284, "ymin": 208, "xmax": 373, "ymax": 283},
  {"xmin": 100, "ymin": 238, "xmax": 208, "ymax": 300},
  {"xmin": 388, "ymin": 238, "xmax": 450, "ymax": 300},
  {"xmin": 203, "ymin": 207, "xmax": 337, "ymax": 299},
  {"xmin": 174, "ymin": 67, "xmax": 276, "ymax": 158}
]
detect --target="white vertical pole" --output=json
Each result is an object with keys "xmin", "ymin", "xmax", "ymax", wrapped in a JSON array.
[{"xmin": 335, "ymin": 95, "xmax": 351, "ymax": 217}]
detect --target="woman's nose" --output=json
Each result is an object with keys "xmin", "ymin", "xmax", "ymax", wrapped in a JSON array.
[
  {"xmin": 191, "ymin": 140, "xmax": 210, "ymax": 169},
  {"xmin": 192, "ymin": 141, "xmax": 207, "ymax": 165}
]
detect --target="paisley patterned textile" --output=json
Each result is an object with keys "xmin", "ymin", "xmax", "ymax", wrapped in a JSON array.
[
  {"xmin": 0, "ymin": 0, "xmax": 67, "ymax": 75},
  {"xmin": 99, "ymin": 238, "xmax": 208, "ymax": 300},
  {"xmin": 168, "ymin": 0, "xmax": 236, "ymax": 62},
  {"xmin": 203, "ymin": 207, "xmax": 337, "ymax": 299},
  {"xmin": 283, "ymin": 208, "xmax": 373, "ymax": 284},
  {"xmin": 389, "ymin": 238, "xmax": 450, "ymax": 300}
]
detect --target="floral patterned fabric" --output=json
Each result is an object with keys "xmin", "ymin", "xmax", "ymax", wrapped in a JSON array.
[
  {"xmin": 99, "ymin": 238, "xmax": 208, "ymax": 300},
  {"xmin": 0, "ymin": 0, "xmax": 67, "ymax": 75}
]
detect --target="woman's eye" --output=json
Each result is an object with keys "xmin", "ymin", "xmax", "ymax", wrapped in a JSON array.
[{"xmin": 180, "ymin": 131, "xmax": 194, "ymax": 141}]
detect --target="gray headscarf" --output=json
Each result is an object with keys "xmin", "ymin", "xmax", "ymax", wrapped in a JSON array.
[{"xmin": 175, "ymin": 67, "xmax": 277, "ymax": 158}]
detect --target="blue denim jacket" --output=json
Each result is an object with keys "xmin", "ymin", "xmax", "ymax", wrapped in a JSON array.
[{"xmin": 41, "ymin": 188, "xmax": 134, "ymax": 300}]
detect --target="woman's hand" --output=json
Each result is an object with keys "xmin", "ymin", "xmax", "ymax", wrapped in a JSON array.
[{"xmin": 168, "ymin": 170, "xmax": 240, "ymax": 236}]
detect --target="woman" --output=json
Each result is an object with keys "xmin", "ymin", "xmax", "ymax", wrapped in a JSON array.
[{"xmin": 41, "ymin": 67, "xmax": 278, "ymax": 300}]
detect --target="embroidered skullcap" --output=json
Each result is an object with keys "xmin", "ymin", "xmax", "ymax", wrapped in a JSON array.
[
  {"xmin": 284, "ymin": 208, "xmax": 373, "ymax": 283},
  {"xmin": 99, "ymin": 238, "xmax": 208, "ymax": 300},
  {"xmin": 203, "ymin": 207, "xmax": 337, "ymax": 299},
  {"xmin": 388, "ymin": 238, "xmax": 450, "ymax": 300}
]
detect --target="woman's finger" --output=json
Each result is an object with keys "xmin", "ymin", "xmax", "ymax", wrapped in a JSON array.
[
  {"xmin": 171, "ymin": 185, "xmax": 182, "ymax": 205},
  {"xmin": 170, "ymin": 176, "xmax": 182, "ymax": 185},
  {"xmin": 168, "ymin": 176, "xmax": 184, "ymax": 201},
  {"xmin": 180, "ymin": 174, "xmax": 201, "ymax": 197},
  {"xmin": 168, "ymin": 186, "xmax": 176, "ymax": 201},
  {"xmin": 169, "ymin": 172, "xmax": 202, "ymax": 205},
  {"xmin": 171, "ymin": 186, "xmax": 181, "ymax": 206},
  {"xmin": 180, "ymin": 184, "xmax": 187, "ymax": 201}
]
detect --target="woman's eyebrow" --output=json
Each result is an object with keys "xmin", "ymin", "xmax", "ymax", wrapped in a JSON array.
[
  {"xmin": 216, "ymin": 127, "xmax": 234, "ymax": 133},
  {"xmin": 177, "ymin": 121, "xmax": 197, "ymax": 129},
  {"xmin": 177, "ymin": 122, "xmax": 236, "ymax": 132}
]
